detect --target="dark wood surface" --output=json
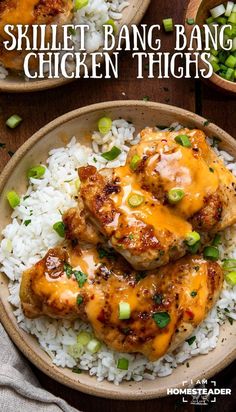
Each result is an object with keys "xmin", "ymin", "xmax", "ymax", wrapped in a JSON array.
[{"xmin": 0, "ymin": 0, "xmax": 235, "ymax": 411}]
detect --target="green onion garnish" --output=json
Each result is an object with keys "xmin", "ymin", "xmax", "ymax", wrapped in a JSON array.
[
  {"xmin": 212, "ymin": 234, "xmax": 221, "ymax": 246},
  {"xmin": 203, "ymin": 246, "xmax": 219, "ymax": 261},
  {"xmin": 174, "ymin": 134, "xmax": 191, "ymax": 147},
  {"xmin": 117, "ymin": 358, "xmax": 129, "ymax": 370},
  {"xmin": 128, "ymin": 193, "xmax": 144, "ymax": 208},
  {"xmin": 101, "ymin": 146, "xmax": 121, "ymax": 161},
  {"xmin": 163, "ymin": 18, "xmax": 174, "ymax": 32},
  {"xmin": 77, "ymin": 331, "xmax": 91, "ymax": 345},
  {"xmin": 68, "ymin": 343, "xmax": 83, "ymax": 359},
  {"xmin": 188, "ymin": 240, "xmax": 200, "ymax": 254},
  {"xmin": 186, "ymin": 231, "xmax": 201, "ymax": 246},
  {"xmin": 186, "ymin": 18, "xmax": 195, "ymax": 25},
  {"xmin": 152, "ymin": 312, "xmax": 171, "ymax": 328},
  {"xmin": 24, "ymin": 220, "xmax": 31, "ymax": 226},
  {"xmin": 98, "ymin": 116, "xmax": 112, "ymax": 135},
  {"xmin": 167, "ymin": 188, "xmax": 185, "ymax": 204},
  {"xmin": 6, "ymin": 114, "xmax": 22, "ymax": 129},
  {"xmin": 27, "ymin": 165, "xmax": 46, "ymax": 179},
  {"xmin": 190, "ymin": 291, "xmax": 197, "ymax": 297},
  {"xmin": 53, "ymin": 221, "xmax": 65, "ymax": 237},
  {"xmin": 130, "ymin": 154, "xmax": 141, "ymax": 171},
  {"xmin": 222, "ymin": 259, "xmax": 236, "ymax": 271},
  {"xmin": 103, "ymin": 19, "xmax": 117, "ymax": 34},
  {"xmin": 74, "ymin": 0, "xmax": 88, "ymax": 11},
  {"xmin": 225, "ymin": 271, "xmax": 236, "ymax": 286},
  {"xmin": 118, "ymin": 302, "xmax": 131, "ymax": 320},
  {"xmin": 7, "ymin": 191, "xmax": 20, "ymax": 208},
  {"xmin": 87, "ymin": 338, "xmax": 101, "ymax": 353},
  {"xmin": 77, "ymin": 295, "xmax": 83, "ymax": 305}
]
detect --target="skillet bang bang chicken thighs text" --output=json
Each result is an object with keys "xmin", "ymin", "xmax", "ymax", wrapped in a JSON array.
[{"xmin": 2, "ymin": 119, "xmax": 236, "ymax": 382}]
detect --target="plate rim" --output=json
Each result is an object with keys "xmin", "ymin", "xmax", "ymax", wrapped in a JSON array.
[{"xmin": 0, "ymin": 100, "xmax": 236, "ymax": 399}]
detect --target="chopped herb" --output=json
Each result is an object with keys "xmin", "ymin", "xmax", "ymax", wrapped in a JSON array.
[
  {"xmin": 74, "ymin": 270, "xmax": 87, "ymax": 287},
  {"xmin": 93, "ymin": 157, "xmax": 97, "ymax": 163},
  {"xmin": 77, "ymin": 295, "xmax": 83, "ymax": 305},
  {"xmin": 152, "ymin": 312, "xmax": 170, "ymax": 328},
  {"xmin": 203, "ymin": 120, "xmax": 210, "ymax": 126},
  {"xmin": 97, "ymin": 247, "xmax": 115, "ymax": 259},
  {"xmin": 0, "ymin": 142, "xmax": 6, "ymax": 148},
  {"xmin": 53, "ymin": 221, "xmax": 65, "ymax": 237},
  {"xmin": 153, "ymin": 293, "xmax": 163, "ymax": 305},
  {"xmin": 212, "ymin": 137, "xmax": 221, "ymax": 147},
  {"xmin": 209, "ymin": 167, "xmax": 214, "ymax": 173},
  {"xmin": 72, "ymin": 366, "xmax": 82, "ymax": 374},
  {"xmin": 64, "ymin": 262, "xmax": 73, "ymax": 278},
  {"xmin": 190, "ymin": 291, "xmax": 197, "ymax": 297},
  {"xmin": 68, "ymin": 27, "xmax": 76, "ymax": 36},
  {"xmin": 23, "ymin": 195, "xmax": 30, "ymax": 201},
  {"xmin": 24, "ymin": 220, "xmax": 31, "ymax": 226},
  {"xmin": 186, "ymin": 336, "xmax": 196, "ymax": 345},
  {"xmin": 128, "ymin": 234, "xmax": 134, "ymax": 240},
  {"xmin": 135, "ymin": 271, "xmax": 147, "ymax": 282}
]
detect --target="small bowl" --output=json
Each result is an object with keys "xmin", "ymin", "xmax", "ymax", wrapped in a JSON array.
[
  {"xmin": 0, "ymin": 101, "xmax": 236, "ymax": 399},
  {"xmin": 0, "ymin": 0, "xmax": 150, "ymax": 93},
  {"xmin": 185, "ymin": 0, "xmax": 236, "ymax": 94}
]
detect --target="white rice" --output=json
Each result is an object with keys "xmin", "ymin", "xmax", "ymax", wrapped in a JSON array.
[
  {"xmin": 1, "ymin": 119, "xmax": 236, "ymax": 385},
  {"xmin": 0, "ymin": 0, "xmax": 129, "ymax": 80}
]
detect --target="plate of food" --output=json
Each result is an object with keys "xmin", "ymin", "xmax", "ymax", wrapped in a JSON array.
[
  {"xmin": 0, "ymin": 101, "xmax": 236, "ymax": 399},
  {"xmin": 0, "ymin": 0, "xmax": 150, "ymax": 92}
]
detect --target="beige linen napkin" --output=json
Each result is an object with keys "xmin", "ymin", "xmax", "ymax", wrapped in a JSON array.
[{"xmin": 0, "ymin": 323, "xmax": 79, "ymax": 412}]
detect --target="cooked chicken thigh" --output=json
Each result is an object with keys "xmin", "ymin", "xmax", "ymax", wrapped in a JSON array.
[
  {"xmin": 0, "ymin": 0, "xmax": 73, "ymax": 70},
  {"xmin": 77, "ymin": 129, "xmax": 236, "ymax": 270},
  {"xmin": 20, "ymin": 246, "xmax": 223, "ymax": 361}
]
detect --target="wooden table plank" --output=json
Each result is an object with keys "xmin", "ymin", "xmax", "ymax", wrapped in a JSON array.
[{"xmin": 0, "ymin": 0, "xmax": 235, "ymax": 411}]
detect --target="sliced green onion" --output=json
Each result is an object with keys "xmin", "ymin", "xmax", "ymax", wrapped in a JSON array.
[
  {"xmin": 128, "ymin": 193, "xmax": 144, "ymax": 208},
  {"xmin": 228, "ymin": 11, "xmax": 236, "ymax": 23},
  {"xmin": 225, "ymin": 55, "xmax": 236, "ymax": 69},
  {"xmin": 74, "ymin": 270, "xmax": 87, "ymax": 287},
  {"xmin": 6, "ymin": 114, "xmax": 22, "ymax": 129},
  {"xmin": 186, "ymin": 231, "xmax": 201, "ymax": 246},
  {"xmin": 103, "ymin": 19, "xmax": 117, "ymax": 34},
  {"xmin": 27, "ymin": 165, "xmax": 46, "ymax": 179},
  {"xmin": 24, "ymin": 219, "xmax": 31, "ymax": 226},
  {"xmin": 163, "ymin": 18, "xmax": 174, "ymax": 32},
  {"xmin": 101, "ymin": 146, "xmax": 121, "ymax": 161},
  {"xmin": 225, "ymin": 271, "xmax": 236, "ymax": 286},
  {"xmin": 167, "ymin": 188, "xmax": 185, "ymax": 204},
  {"xmin": 117, "ymin": 358, "xmax": 129, "ymax": 370},
  {"xmin": 222, "ymin": 259, "xmax": 236, "ymax": 271},
  {"xmin": 68, "ymin": 343, "xmax": 83, "ymax": 359},
  {"xmin": 74, "ymin": 0, "xmax": 88, "ymax": 11},
  {"xmin": 188, "ymin": 240, "xmax": 200, "ymax": 254},
  {"xmin": 186, "ymin": 18, "xmax": 195, "ymax": 25},
  {"xmin": 98, "ymin": 116, "xmax": 112, "ymax": 135},
  {"xmin": 152, "ymin": 312, "xmax": 171, "ymax": 328},
  {"xmin": 87, "ymin": 338, "xmax": 101, "ymax": 353},
  {"xmin": 216, "ymin": 16, "xmax": 227, "ymax": 24},
  {"xmin": 130, "ymin": 154, "xmax": 141, "ymax": 171},
  {"xmin": 53, "ymin": 221, "xmax": 65, "ymax": 237},
  {"xmin": 203, "ymin": 246, "xmax": 219, "ymax": 261},
  {"xmin": 119, "ymin": 302, "xmax": 131, "ymax": 320},
  {"xmin": 7, "ymin": 191, "xmax": 20, "ymax": 208},
  {"xmin": 175, "ymin": 134, "xmax": 191, "ymax": 147},
  {"xmin": 206, "ymin": 16, "xmax": 214, "ymax": 24},
  {"xmin": 210, "ymin": 4, "xmax": 226, "ymax": 19},
  {"xmin": 77, "ymin": 331, "xmax": 91, "ymax": 346},
  {"xmin": 212, "ymin": 234, "xmax": 221, "ymax": 246},
  {"xmin": 225, "ymin": 1, "xmax": 234, "ymax": 17}
]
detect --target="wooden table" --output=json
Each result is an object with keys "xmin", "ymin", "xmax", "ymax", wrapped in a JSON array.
[{"xmin": 0, "ymin": 1, "xmax": 235, "ymax": 411}]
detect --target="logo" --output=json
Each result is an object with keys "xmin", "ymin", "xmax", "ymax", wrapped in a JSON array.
[{"xmin": 167, "ymin": 379, "xmax": 231, "ymax": 405}]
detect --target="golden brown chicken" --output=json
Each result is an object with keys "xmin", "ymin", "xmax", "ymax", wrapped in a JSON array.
[
  {"xmin": 20, "ymin": 245, "xmax": 223, "ymax": 361},
  {"xmin": 76, "ymin": 128, "xmax": 236, "ymax": 270},
  {"xmin": 0, "ymin": 0, "xmax": 73, "ymax": 71}
]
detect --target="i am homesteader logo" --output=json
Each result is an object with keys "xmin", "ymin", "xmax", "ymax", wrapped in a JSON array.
[{"xmin": 167, "ymin": 379, "xmax": 231, "ymax": 405}]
